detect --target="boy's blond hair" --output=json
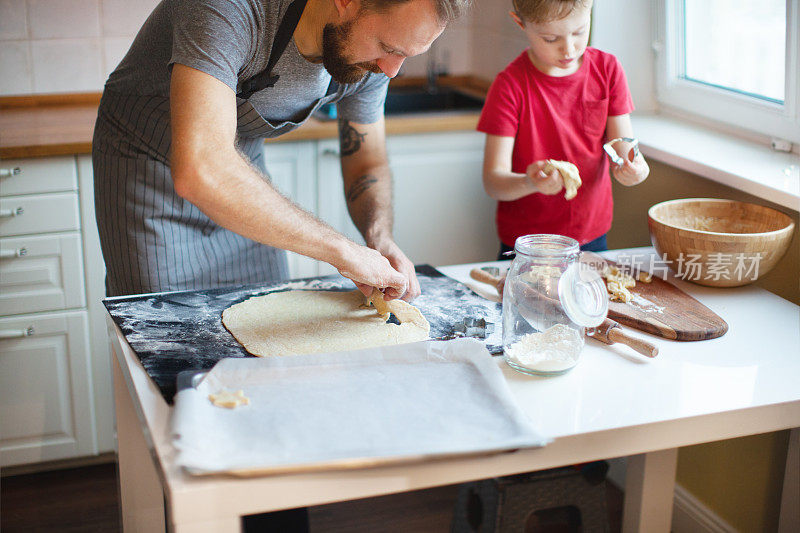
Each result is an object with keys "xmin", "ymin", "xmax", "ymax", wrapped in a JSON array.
[{"xmin": 512, "ymin": 0, "xmax": 591, "ymax": 23}]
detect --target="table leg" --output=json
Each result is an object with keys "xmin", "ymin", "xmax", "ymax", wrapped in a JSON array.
[
  {"xmin": 622, "ymin": 448, "xmax": 678, "ymax": 533},
  {"xmin": 778, "ymin": 428, "xmax": 800, "ymax": 533},
  {"xmin": 113, "ymin": 350, "xmax": 167, "ymax": 532}
]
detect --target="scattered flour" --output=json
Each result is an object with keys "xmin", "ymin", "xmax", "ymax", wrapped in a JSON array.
[
  {"xmin": 505, "ymin": 324, "xmax": 584, "ymax": 372},
  {"xmin": 629, "ymin": 293, "xmax": 666, "ymax": 313}
]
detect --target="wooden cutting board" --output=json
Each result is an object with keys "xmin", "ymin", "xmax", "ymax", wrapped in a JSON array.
[{"xmin": 606, "ymin": 262, "xmax": 728, "ymax": 341}]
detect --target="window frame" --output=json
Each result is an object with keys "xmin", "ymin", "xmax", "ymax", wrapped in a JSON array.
[{"xmin": 655, "ymin": 0, "xmax": 800, "ymax": 145}]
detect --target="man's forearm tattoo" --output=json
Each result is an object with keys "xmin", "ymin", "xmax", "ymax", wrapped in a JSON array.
[
  {"xmin": 339, "ymin": 120, "xmax": 367, "ymax": 156},
  {"xmin": 347, "ymin": 174, "xmax": 378, "ymax": 203}
]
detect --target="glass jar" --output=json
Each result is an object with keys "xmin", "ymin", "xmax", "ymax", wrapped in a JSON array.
[{"xmin": 502, "ymin": 234, "xmax": 608, "ymax": 376}]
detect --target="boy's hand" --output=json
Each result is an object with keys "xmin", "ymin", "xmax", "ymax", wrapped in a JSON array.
[
  {"xmin": 613, "ymin": 150, "xmax": 650, "ymax": 186},
  {"xmin": 526, "ymin": 161, "xmax": 563, "ymax": 195}
]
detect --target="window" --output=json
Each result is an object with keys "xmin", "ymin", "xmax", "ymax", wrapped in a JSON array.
[{"xmin": 656, "ymin": 0, "xmax": 799, "ymax": 144}]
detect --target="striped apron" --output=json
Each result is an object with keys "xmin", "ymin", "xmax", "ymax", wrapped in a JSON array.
[{"xmin": 92, "ymin": 94, "xmax": 307, "ymax": 297}]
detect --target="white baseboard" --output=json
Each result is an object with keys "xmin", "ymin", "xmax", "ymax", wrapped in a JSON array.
[{"xmin": 672, "ymin": 484, "xmax": 737, "ymax": 533}]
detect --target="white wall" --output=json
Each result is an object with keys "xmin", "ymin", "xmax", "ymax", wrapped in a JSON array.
[
  {"xmin": 0, "ymin": 0, "xmax": 657, "ymax": 109},
  {"xmin": 0, "ymin": 0, "xmax": 160, "ymax": 96},
  {"xmin": 590, "ymin": 0, "xmax": 657, "ymax": 112}
]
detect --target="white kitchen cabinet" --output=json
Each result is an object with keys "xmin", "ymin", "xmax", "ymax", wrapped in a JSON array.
[
  {"xmin": 263, "ymin": 141, "xmax": 323, "ymax": 279},
  {"xmin": 0, "ymin": 155, "xmax": 114, "ymax": 467},
  {"xmin": 0, "ymin": 233, "xmax": 85, "ymax": 316},
  {"xmin": 0, "ymin": 311, "xmax": 95, "ymax": 465},
  {"xmin": 0, "ymin": 156, "xmax": 77, "ymax": 195},
  {"xmin": 0, "ymin": 192, "xmax": 81, "ymax": 236},
  {"xmin": 76, "ymin": 155, "xmax": 115, "ymax": 457},
  {"xmin": 386, "ymin": 132, "xmax": 497, "ymax": 266}
]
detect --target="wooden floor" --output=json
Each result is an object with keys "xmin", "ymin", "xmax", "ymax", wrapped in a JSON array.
[{"xmin": 1, "ymin": 462, "xmax": 623, "ymax": 532}]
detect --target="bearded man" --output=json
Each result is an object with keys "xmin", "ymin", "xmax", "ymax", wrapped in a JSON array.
[{"xmin": 92, "ymin": 0, "xmax": 470, "ymax": 301}]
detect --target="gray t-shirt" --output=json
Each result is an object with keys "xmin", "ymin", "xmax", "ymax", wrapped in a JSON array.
[{"xmin": 105, "ymin": 0, "xmax": 388, "ymax": 125}]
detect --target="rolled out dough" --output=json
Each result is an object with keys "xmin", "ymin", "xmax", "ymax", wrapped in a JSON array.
[
  {"xmin": 543, "ymin": 159, "xmax": 582, "ymax": 200},
  {"xmin": 222, "ymin": 290, "xmax": 430, "ymax": 357}
]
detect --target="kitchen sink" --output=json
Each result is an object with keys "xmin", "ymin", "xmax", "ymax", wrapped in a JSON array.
[
  {"xmin": 383, "ymin": 86, "xmax": 485, "ymax": 115},
  {"xmin": 313, "ymin": 84, "xmax": 485, "ymax": 120}
]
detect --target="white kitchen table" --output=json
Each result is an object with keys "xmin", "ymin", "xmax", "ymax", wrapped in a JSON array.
[{"xmin": 108, "ymin": 247, "xmax": 800, "ymax": 532}]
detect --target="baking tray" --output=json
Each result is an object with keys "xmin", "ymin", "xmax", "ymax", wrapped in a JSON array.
[{"xmin": 171, "ymin": 338, "xmax": 547, "ymax": 476}]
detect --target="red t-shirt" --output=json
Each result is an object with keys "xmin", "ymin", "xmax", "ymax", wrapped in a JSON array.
[{"xmin": 477, "ymin": 47, "xmax": 634, "ymax": 246}]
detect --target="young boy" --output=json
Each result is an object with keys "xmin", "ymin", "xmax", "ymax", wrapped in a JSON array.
[{"xmin": 477, "ymin": 0, "xmax": 649, "ymax": 258}]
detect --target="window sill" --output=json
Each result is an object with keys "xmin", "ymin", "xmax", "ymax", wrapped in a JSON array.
[{"xmin": 631, "ymin": 113, "xmax": 800, "ymax": 212}]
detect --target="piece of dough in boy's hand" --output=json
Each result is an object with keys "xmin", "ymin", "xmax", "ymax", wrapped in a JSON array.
[{"xmin": 543, "ymin": 160, "xmax": 582, "ymax": 200}]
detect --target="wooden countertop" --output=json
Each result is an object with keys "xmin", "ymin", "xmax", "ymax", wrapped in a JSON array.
[
  {"xmin": 0, "ymin": 94, "xmax": 100, "ymax": 159},
  {"xmin": 0, "ymin": 77, "xmax": 487, "ymax": 160}
]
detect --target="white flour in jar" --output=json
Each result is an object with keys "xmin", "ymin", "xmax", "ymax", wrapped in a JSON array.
[{"xmin": 505, "ymin": 324, "xmax": 584, "ymax": 372}]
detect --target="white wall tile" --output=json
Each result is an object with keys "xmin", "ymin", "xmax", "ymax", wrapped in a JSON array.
[
  {"xmin": 448, "ymin": 5, "xmax": 473, "ymax": 32},
  {"xmin": 102, "ymin": 35, "xmax": 133, "ymax": 80},
  {"xmin": 31, "ymin": 38, "xmax": 103, "ymax": 93},
  {"xmin": 0, "ymin": 0, "xmax": 28, "ymax": 40},
  {"xmin": 28, "ymin": 0, "xmax": 100, "ymax": 39},
  {"xmin": 471, "ymin": 31, "xmax": 526, "ymax": 80},
  {"xmin": 400, "ymin": 54, "xmax": 426, "ymax": 78},
  {"xmin": 400, "ymin": 24, "xmax": 473, "ymax": 78},
  {"xmin": 470, "ymin": 0, "xmax": 524, "ymax": 81},
  {"xmin": 435, "ymin": 26, "xmax": 471, "ymax": 75},
  {"xmin": 472, "ymin": 0, "xmax": 517, "ymax": 34},
  {"xmin": 100, "ymin": 0, "xmax": 159, "ymax": 37},
  {"xmin": 0, "ymin": 41, "xmax": 33, "ymax": 95}
]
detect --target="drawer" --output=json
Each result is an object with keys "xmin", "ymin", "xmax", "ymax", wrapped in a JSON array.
[
  {"xmin": 0, "ymin": 311, "xmax": 95, "ymax": 466},
  {"xmin": 0, "ymin": 156, "xmax": 77, "ymax": 197},
  {"xmin": 0, "ymin": 233, "xmax": 86, "ymax": 315},
  {"xmin": 0, "ymin": 192, "xmax": 80, "ymax": 237}
]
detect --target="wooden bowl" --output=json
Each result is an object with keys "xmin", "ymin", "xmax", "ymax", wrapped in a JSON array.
[{"xmin": 648, "ymin": 198, "xmax": 795, "ymax": 287}]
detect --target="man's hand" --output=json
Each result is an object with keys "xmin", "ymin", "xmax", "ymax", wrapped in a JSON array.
[
  {"xmin": 370, "ymin": 238, "xmax": 420, "ymax": 301},
  {"xmin": 612, "ymin": 150, "xmax": 650, "ymax": 186},
  {"xmin": 526, "ymin": 160, "xmax": 564, "ymax": 195},
  {"xmin": 335, "ymin": 240, "xmax": 408, "ymax": 300}
]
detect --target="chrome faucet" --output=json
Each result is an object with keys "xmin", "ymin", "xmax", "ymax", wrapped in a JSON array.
[{"xmin": 426, "ymin": 43, "xmax": 439, "ymax": 93}]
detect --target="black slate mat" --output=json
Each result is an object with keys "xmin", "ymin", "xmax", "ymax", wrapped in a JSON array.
[{"xmin": 104, "ymin": 265, "xmax": 503, "ymax": 403}]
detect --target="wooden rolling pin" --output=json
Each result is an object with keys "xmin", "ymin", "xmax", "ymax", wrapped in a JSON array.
[
  {"xmin": 469, "ymin": 267, "xmax": 658, "ymax": 358},
  {"xmin": 586, "ymin": 317, "xmax": 659, "ymax": 358}
]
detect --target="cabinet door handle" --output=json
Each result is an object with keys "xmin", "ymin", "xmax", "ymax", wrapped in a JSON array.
[
  {"xmin": 0, "ymin": 167, "xmax": 21, "ymax": 179},
  {"xmin": 321, "ymin": 148, "xmax": 340, "ymax": 157},
  {"xmin": 0, "ymin": 207, "xmax": 24, "ymax": 218},
  {"xmin": 0, "ymin": 326, "xmax": 35, "ymax": 340},
  {"xmin": 0, "ymin": 247, "xmax": 27, "ymax": 258}
]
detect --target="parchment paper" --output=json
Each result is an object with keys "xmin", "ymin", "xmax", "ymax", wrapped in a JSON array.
[{"xmin": 171, "ymin": 338, "xmax": 548, "ymax": 476}]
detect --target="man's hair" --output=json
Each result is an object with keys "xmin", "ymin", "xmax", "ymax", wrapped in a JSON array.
[
  {"xmin": 512, "ymin": 0, "xmax": 590, "ymax": 23},
  {"xmin": 360, "ymin": 0, "xmax": 472, "ymax": 25}
]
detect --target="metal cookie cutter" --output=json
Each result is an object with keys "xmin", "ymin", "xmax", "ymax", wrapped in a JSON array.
[
  {"xmin": 603, "ymin": 137, "xmax": 640, "ymax": 167},
  {"xmin": 455, "ymin": 317, "xmax": 495, "ymax": 339}
]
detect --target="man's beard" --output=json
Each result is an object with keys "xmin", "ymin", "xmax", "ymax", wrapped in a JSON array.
[{"xmin": 322, "ymin": 19, "xmax": 382, "ymax": 84}]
